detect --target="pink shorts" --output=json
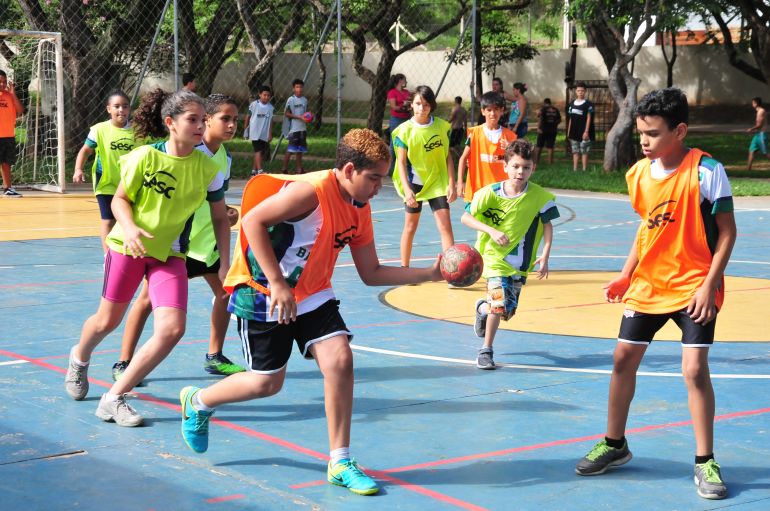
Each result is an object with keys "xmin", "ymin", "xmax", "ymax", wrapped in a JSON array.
[{"xmin": 103, "ymin": 249, "xmax": 188, "ymax": 311}]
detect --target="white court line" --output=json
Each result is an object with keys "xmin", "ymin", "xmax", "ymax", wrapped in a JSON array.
[
  {"xmin": 351, "ymin": 344, "xmax": 770, "ymax": 379},
  {"xmin": 0, "ymin": 360, "xmax": 29, "ymax": 367},
  {"xmin": 371, "ymin": 207, "xmax": 405, "ymax": 214}
]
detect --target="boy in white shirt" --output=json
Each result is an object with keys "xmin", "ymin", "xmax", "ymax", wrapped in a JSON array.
[{"xmin": 244, "ymin": 85, "xmax": 274, "ymax": 175}]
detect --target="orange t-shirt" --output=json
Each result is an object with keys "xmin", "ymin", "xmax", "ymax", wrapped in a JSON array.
[
  {"xmin": 463, "ymin": 125, "xmax": 516, "ymax": 201},
  {"xmin": 624, "ymin": 149, "xmax": 724, "ymax": 314},
  {"xmin": 0, "ymin": 90, "xmax": 19, "ymax": 138},
  {"xmin": 224, "ymin": 170, "xmax": 374, "ymax": 303}
]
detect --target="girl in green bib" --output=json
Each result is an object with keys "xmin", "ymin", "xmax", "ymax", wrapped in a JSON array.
[
  {"xmin": 65, "ymin": 89, "xmax": 231, "ymax": 427},
  {"xmin": 392, "ymin": 85, "xmax": 456, "ymax": 267},
  {"xmin": 74, "ymin": 90, "xmax": 144, "ymax": 253}
]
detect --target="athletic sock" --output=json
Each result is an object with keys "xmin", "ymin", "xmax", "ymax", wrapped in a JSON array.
[
  {"xmin": 330, "ymin": 447, "xmax": 351, "ymax": 465},
  {"xmin": 104, "ymin": 392, "xmax": 121, "ymax": 402},
  {"xmin": 70, "ymin": 347, "xmax": 88, "ymax": 367},
  {"xmin": 477, "ymin": 302, "xmax": 489, "ymax": 315},
  {"xmin": 605, "ymin": 436, "xmax": 625, "ymax": 449},
  {"xmin": 695, "ymin": 453, "xmax": 714, "ymax": 465},
  {"xmin": 193, "ymin": 391, "xmax": 213, "ymax": 412}
]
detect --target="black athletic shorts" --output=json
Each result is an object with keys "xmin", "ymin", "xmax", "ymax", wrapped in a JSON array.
[
  {"xmin": 450, "ymin": 128, "xmax": 465, "ymax": 147},
  {"xmin": 618, "ymin": 308, "xmax": 716, "ymax": 347},
  {"xmin": 251, "ymin": 139, "xmax": 269, "ymax": 154},
  {"xmin": 186, "ymin": 256, "xmax": 220, "ymax": 279},
  {"xmin": 95, "ymin": 193, "xmax": 115, "ymax": 220},
  {"xmin": 236, "ymin": 299, "xmax": 351, "ymax": 373},
  {"xmin": 404, "ymin": 181, "xmax": 450, "ymax": 214},
  {"xmin": 0, "ymin": 137, "xmax": 17, "ymax": 165},
  {"xmin": 536, "ymin": 132, "xmax": 557, "ymax": 149}
]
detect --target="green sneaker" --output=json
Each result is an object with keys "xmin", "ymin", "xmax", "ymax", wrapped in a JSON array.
[
  {"xmin": 204, "ymin": 352, "xmax": 246, "ymax": 376},
  {"xmin": 180, "ymin": 386, "xmax": 213, "ymax": 453},
  {"xmin": 694, "ymin": 459, "xmax": 727, "ymax": 500},
  {"xmin": 327, "ymin": 459, "xmax": 379, "ymax": 495},
  {"xmin": 111, "ymin": 360, "xmax": 146, "ymax": 387},
  {"xmin": 575, "ymin": 439, "xmax": 632, "ymax": 475}
]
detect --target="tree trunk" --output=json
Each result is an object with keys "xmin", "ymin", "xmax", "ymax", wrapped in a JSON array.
[
  {"xmin": 661, "ymin": 30, "xmax": 677, "ymax": 88},
  {"xmin": 313, "ymin": 51, "xmax": 326, "ymax": 131},
  {"xmin": 366, "ymin": 49, "xmax": 397, "ymax": 133},
  {"xmin": 603, "ymin": 64, "xmax": 639, "ymax": 171}
]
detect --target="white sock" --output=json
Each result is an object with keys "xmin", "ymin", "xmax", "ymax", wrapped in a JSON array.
[
  {"xmin": 478, "ymin": 302, "xmax": 489, "ymax": 315},
  {"xmin": 193, "ymin": 391, "xmax": 213, "ymax": 412},
  {"xmin": 104, "ymin": 392, "xmax": 121, "ymax": 402},
  {"xmin": 330, "ymin": 447, "xmax": 351, "ymax": 465},
  {"xmin": 70, "ymin": 347, "xmax": 88, "ymax": 367}
]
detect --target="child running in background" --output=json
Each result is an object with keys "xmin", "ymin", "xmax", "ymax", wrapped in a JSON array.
[
  {"xmin": 392, "ymin": 85, "xmax": 456, "ymax": 267},
  {"xmin": 244, "ymin": 85, "xmax": 274, "ymax": 176},
  {"xmin": 462, "ymin": 139, "xmax": 558, "ymax": 369},
  {"xmin": 281, "ymin": 78, "xmax": 308, "ymax": 174},
  {"xmin": 575, "ymin": 88, "xmax": 736, "ymax": 500},
  {"xmin": 177, "ymin": 129, "xmax": 443, "ymax": 496},
  {"xmin": 457, "ymin": 91, "xmax": 517, "ymax": 202},
  {"xmin": 110, "ymin": 93, "xmax": 245, "ymax": 382},
  {"xmin": 74, "ymin": 90, "xmax": 144, "ymax": 252},
  {"xmin": 64, "ymin": 89, "xmax": 231, "ymax": 427}
]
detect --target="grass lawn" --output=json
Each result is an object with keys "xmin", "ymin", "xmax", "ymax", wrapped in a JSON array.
[{"xmin": 60, "ymin": 123, "xmax": 770, "ymax": 196}]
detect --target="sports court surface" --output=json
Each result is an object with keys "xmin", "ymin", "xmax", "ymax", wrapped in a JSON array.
[{"xmin": 1, "ymin": 179, "xmax": 769, "ymax": 510}]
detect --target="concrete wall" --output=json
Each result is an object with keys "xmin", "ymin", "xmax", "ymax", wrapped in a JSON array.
[{"xmin": 176, "ymin": 45, "xmax": 769, "ymax": 109}]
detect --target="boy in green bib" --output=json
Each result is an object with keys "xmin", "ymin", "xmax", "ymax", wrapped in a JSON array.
[{"xmin": 461, "ymin": 139, "xmax": 559, "ymax": 369}]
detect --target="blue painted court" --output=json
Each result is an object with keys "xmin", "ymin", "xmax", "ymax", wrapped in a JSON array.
[{"xmin": 1, "ymin": 180, "xmax": 769, "ymax": 510}]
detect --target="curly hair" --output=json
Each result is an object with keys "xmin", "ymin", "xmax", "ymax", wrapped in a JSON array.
[
  {"xmin": 132, "ymin": 88, "xmax": 204, "ymax": 139},
  {"xmin": 335, "ymin": 129, "xmax": 390, "ymax": 170},
  {"xmin": 203, "ymin": 93, "xmax": 238, "ymax": 116},
  {"xmin": 635, "ymin": 88, "xmax": 688, "ymax": 130},
  {"xmin": 503, "ymin": 138, "xmax": 534, "ymax": 162}
]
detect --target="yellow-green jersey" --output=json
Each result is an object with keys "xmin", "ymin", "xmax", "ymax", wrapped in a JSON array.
[
  {"xmin": 392, "ymin": 116, "xmax": 452, "ymax": 201},
  {"xmin": 466, "ymin": 181, "xmax": 559, "ymax": 278},
  {"xmin": 106, "ymin": 142, "xmax": 224, "ymax": 262},
  {"xmin": 186, "ymin": 141, "xmax": 232, "ymax": 266},
  {"xmin": 85, "ymin": 120, "xmax": 144, "ymax": 196}
]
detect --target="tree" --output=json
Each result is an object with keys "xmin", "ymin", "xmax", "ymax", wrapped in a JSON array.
[
  {"xmin": 178, "ymin": 0, "xmax": 245, "ymax": 97},
  {"xmin": 235, "ymin": 0, "xmax": 306, "ymax": 96},
  {"xmin": 16, "ymin": 0, "xmax": 167, "ymax": 147},
  {"xmin": 568, "ymin": 0, "xmax": 669, "ymax": 171},
  {"xmin": 660, "ymin": 29, "xmax": 677, "ymax": 88},
  {"xmin": 310, "ymin": 0, "xmax": 470, "ymax": 133},
  {"xmin": 707, "ymin": 1, "xmax": 770, "ymax": 86}
]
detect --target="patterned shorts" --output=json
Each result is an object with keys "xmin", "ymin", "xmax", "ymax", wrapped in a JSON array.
[{"xmin": 486, "ymin": 276, "xmax": 524, "ymax": 321}]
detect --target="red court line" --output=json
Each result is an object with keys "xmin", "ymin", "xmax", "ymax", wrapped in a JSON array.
[
  {"xmin": 205, "ymin": 494, "xmax": 245, "ymax": 504},
  {"xmin": 0, "ymin": 348, "xmax": 487, "ymax": 511},
  {"xmin": 289, "ymin": 405, "xmax": 770, "ymax": 488}
]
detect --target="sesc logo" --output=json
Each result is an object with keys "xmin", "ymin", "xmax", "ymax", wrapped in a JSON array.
[
  {"xmin": 143, "ymin": 170, "xmax": 177, "ymax": 199},
  {"xmin": 423, "ymin": 134, "xmax": 444, "ymax": 152},
  {"xmin": 110, "ymin": 137, "xmax": 135, "ymax": 152},
  {"xmin": 646, "ymin": 200, "xmax": 676, "ymax": 229},
  {"xmin": 334, "ymin": 225, "xmax": 357, "ymax": 249},
  {"xmin": 482, "ymin": 208, "xmax": 505, "ymax": 226}
]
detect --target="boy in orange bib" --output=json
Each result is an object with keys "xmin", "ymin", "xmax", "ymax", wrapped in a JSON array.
[{"xmin": 575, "ymin": 89, "xmax": 737, "ymax": 501}]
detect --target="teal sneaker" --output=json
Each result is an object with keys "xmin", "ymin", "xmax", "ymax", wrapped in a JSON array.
[
  {"xmin": 180, "ymin": 386, "xmax": 213, "ymax": 453},
  {"xmin": 575, "ymin": 438, "xmax": 632, "ymax": 475},
  {"xmin": 327, "ymin": 459, "xmax": 379, "ymax": 495},
  {"xmin": 204, "ymin": 352, "xmax": 246, "ymax": 376},
  {"xmin": 694, "ymin": 459, "xmax": 727, "ymax": 500}
]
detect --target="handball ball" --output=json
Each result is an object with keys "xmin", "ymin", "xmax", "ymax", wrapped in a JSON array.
[
  {"xmin": 302, "ymin": 111, "xmax": 314, "ymax": 122},
  {"xmin": 440, "ymin": 244, "xmax": 483, "ymax": 287}
]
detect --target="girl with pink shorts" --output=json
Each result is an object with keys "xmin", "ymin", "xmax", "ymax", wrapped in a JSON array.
[{"xmin": 64, "ymin": 88, "xmax": 232, "ymax": 427}]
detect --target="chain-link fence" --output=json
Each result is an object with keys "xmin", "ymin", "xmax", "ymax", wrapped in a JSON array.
[{"xmin": 2, "ymin": 0, "xmax": 567, "ymax": 189}]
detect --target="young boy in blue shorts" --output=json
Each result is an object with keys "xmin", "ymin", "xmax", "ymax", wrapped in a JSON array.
[
  {"xmin": 574, "ymin": 88, "xmax": 737, "ymax": 500},
  {"xmin": 282, "ymin": 78, "xmax": 308, "ymax": 174},
  {"xmin": 461, "ymin": 139, "xmax": 559, "ymax": 369}
]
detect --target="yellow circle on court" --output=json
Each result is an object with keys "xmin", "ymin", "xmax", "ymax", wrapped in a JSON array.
[{"xmin": 383, "ymin": 271, "xmax": 769, "ymax": 342}]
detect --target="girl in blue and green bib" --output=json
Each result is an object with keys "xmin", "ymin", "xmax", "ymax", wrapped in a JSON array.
[
  {"xmin": 74, "ymin": 90, "xmax": 145, "ymax": 253},
  {"xmin": 392, "ymin": 85, "xmax": 456, "ymax": 267},
  {"xmin": 64, "ymin": 89, "xmax": 231, "ymax": 427}
]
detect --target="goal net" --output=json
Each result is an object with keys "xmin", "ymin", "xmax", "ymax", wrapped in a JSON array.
[{"xmin": 0, "ymin": 30, "xmax": 66, "ymax": 192}]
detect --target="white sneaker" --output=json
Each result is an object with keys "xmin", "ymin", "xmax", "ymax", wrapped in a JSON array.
[{"xmin": 95, "ymin": 393, "xmax": 144, "ymax": 427}]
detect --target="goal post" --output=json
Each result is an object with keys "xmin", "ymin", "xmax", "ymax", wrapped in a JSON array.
[{"xmin": 0, "ymin": 30, "xmax": 66, "ymax": 193}]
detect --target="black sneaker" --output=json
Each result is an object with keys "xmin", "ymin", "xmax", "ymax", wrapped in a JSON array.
[
  {"xmin": 3, "ymin": 187, "xmax": 22, "ymax": 197},
  {"xmin": 575, "ymin": 439, "xmax": 632, "ymax": 475},
  {"xmin": 112, "ymin": 360, "xmax": 146, "ymax": 387},
  {"xmin": 474, "ymin": 299, "xmax": 487, "ymax": 338},
  {"xmin": 204, "ymin": 352, "xmax": 246, "ymax": 375},
  {"xmin": 476, "ymin": 347, "xmax": 495, "ymax": 370}
]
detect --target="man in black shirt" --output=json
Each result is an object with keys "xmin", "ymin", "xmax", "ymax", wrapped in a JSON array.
[{"xmin": 535, "ymin": 98, "xmax": 561, "ymax": 165}]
